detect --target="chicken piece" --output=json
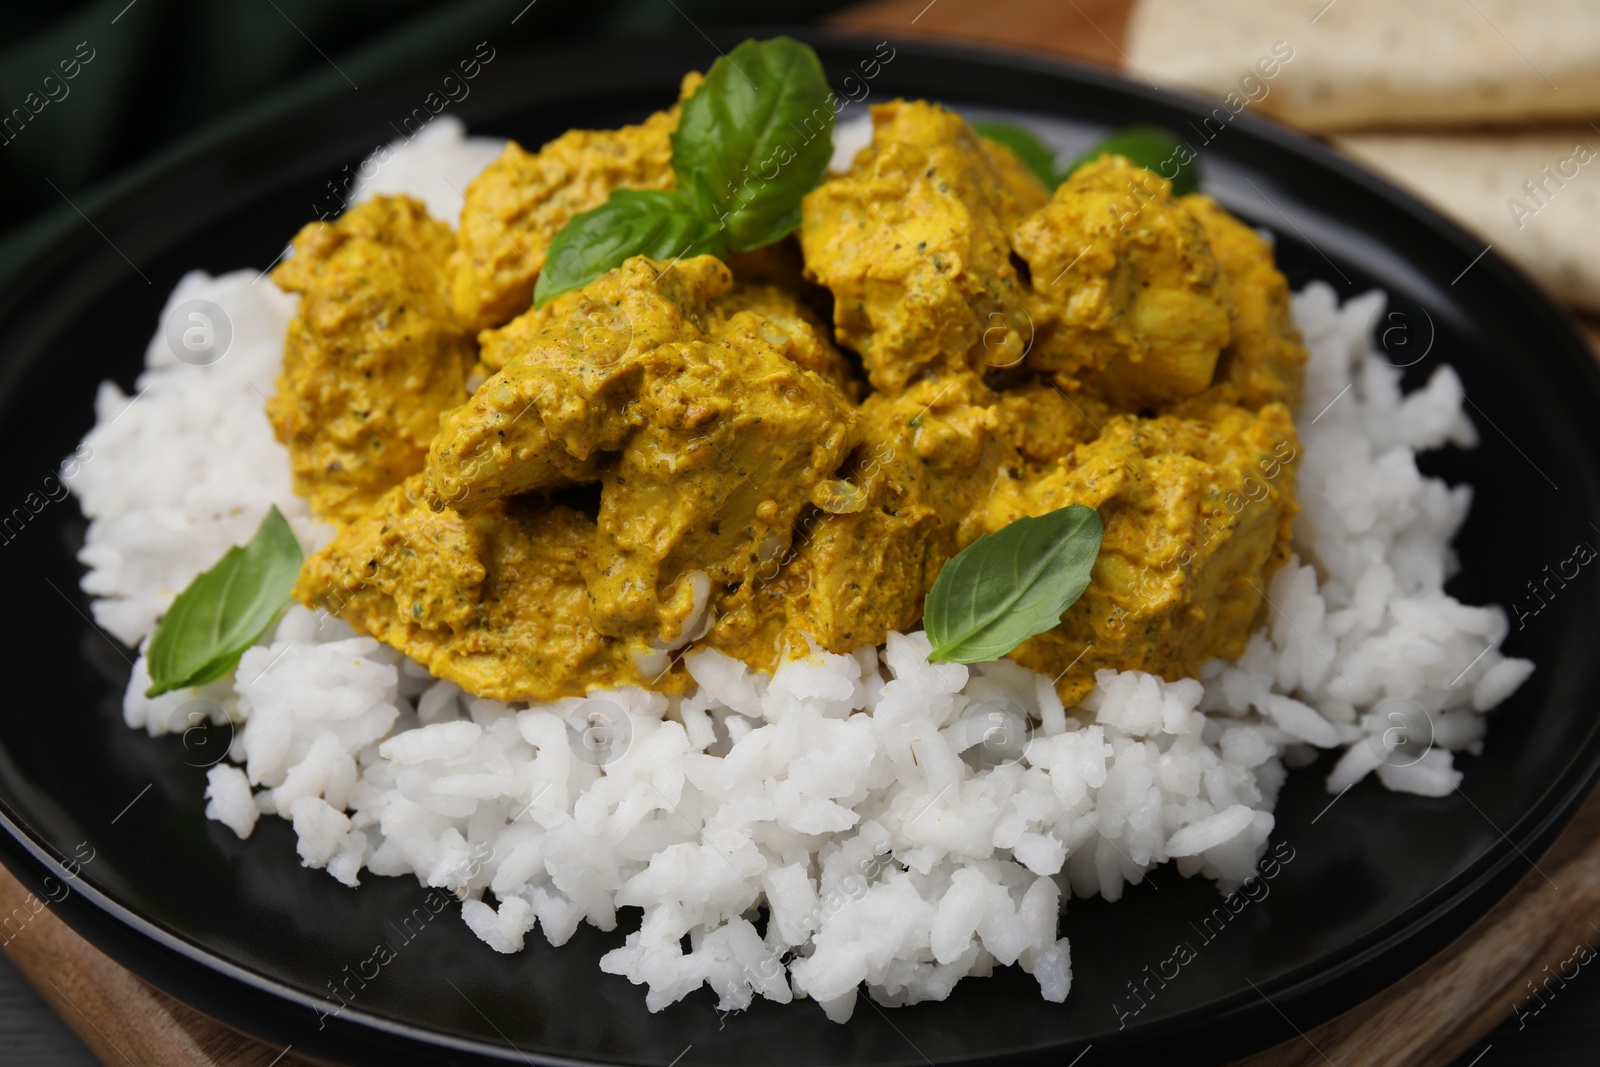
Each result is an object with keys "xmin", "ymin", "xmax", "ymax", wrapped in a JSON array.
[
  {"xmin": 295, "ymin": 475, "xmax": 673, "ymax": 702},
  {"xmin": 708, "ymin": 372, "xmax": 1014, "ymax": 664},
  {"xmin": 449, "ymin": 72, "xmax": 703, "ymax": 333},
  {"xmin": 982, "ymin": 136, "xmax": 1059, "ymax": 216},
  {"xmin": 999, "ymin": 376, "xmax": 1107, "ymax": 467},
  {"xmin": 425, "ymin": 256, "xmax": 731, "ymax": 513},
  {"xmin": 268, "ymin": 195, "xmax": 473, "ymax": 526},
  {"xmin": 1176, "ymin": 194, "xmax": 1308, "ymax": 412},
  {"xmin": 799, "ymin": 100, "xmax": 1048, "ymax": 394},
  {"xmin": 433, "ymin": 253, "xmax": 860, "ymax": 646},
  {"xmin": 709, "ymin": 281, "xmax": 860, "ymax": 399},
  {"xmin": 588, "ymin": 320, "xmax": 858, "ymax": 636},
  {"xmin": 473, "ymin": 286, "xmax": 582, "ymax": 375},
  {"xmin": 474, "ymin": 274, "xmax": 855, "ymax": 394},
  {"xmin": 977, "ymin": 402, "xmax": 1300, "ymax": 704},
  {"xmin": 1013, "ymin": 156, "xmax": 1233, "ymax": 406}
]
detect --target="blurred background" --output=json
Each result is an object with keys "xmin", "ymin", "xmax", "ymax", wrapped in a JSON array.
[
  {"xmin": 4, "ymin": 0, "xmax": 1598, "ymax": 1064},
  {"xmin": 7, "ymin": 0, "xmax": 1598, "ymax": 324},
  {"xmin": 0, "ymin": 0, "xmax": 850, "ymax": 285}
]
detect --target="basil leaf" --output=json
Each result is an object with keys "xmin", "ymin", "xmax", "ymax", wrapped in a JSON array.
[
  {"xmin": 533, "ymin": 38, "xmax": 835, "ymax": 302},
  {"xmin": 144, "ymin": 505, "xmax": 304, "ymax": 697},
  {"xmin": 1068, "ymin": 124, "xmax": 1198, "ymax": 196},
  {"xmin": 974, "ymin": 121, "xmax": 1061, "ymax": 187},
  {"xmin": 533, "ymin": 189, "xmax": 723, "ymax": 308},
  {"xmin": 923, "ymin": 504, "xmax": 1103, "ymax": 665},
  {"xmin": 670, "ymin": 36, "xmax": 834, "ymax": 252}
]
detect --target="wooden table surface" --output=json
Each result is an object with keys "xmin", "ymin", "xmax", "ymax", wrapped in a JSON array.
[{"xmin": 8, "ymin": 1, "xmax": 1600, "ymax": 1064}]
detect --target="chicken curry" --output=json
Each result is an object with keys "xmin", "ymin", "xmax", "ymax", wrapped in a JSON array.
[{"xmin": 277, "ymin": 76, "xmax": 1306, "ymax": 708}]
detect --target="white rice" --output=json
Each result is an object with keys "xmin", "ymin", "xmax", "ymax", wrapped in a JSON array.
[{"xmin": 71, "ymin": 119, "xmax": 1532, "ymax": 1020}]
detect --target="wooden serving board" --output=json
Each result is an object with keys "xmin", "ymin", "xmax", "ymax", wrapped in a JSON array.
[{"xmin": 7, "ymin": 2, "xmax": 1600, "ymax": 1064}]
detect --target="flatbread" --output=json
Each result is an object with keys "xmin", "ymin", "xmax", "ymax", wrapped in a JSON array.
[
  {"xmin": 1126, "ymin": 0, "xmax": 1600, "ymax": 132},
  {"xmin": 1337, "ymin": 130, "xmax": 1600, "ymax": 311}
]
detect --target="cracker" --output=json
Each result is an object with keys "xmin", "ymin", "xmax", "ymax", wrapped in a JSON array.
[
  {"xmin": 1127, "ymin": 0, "xmax": 1600, "ymax": 131},
  {"xmin": 1337, "ymin": 129, "xmax": 1600, "ymax": 311}
]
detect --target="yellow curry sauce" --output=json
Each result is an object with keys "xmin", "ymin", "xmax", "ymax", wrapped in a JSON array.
[{"xmin": 277, "ymin": 94, "xmax": 1307, "ymax": 708}]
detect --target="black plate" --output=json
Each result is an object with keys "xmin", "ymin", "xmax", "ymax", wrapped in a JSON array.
[{"xmin": 2, "ymin": 29, "xmax": 1598, "ymax": 1067}]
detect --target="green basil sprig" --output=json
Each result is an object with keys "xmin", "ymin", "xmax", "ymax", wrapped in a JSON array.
[
  {"xmin": 923, "ymin": 504, "xmax": 1103, "ymax": 664},
  {"xmin": 974, "ymin": 121, "xmax": 1062, "ymax": 188},
  {"xmin": 144, "ymin": 505, "xmax": 304, "ymax": 697},
  {"xmin": 1068, "ymin": 123, "xmax": 1197, "ymax": 195},
  {"xmin": 672, "ymin": 35, "xmax": 835, "ymax": 251},
  {"xmin": 976, "ymin": 121, "xmax": 1198, "ymax": 195},
  {"xmin": 539, "ymin": 189, "xmax": 724, "ymax": 301},
  {"xmin": 534, "ymin": 36, "xmax": 834, "ymax": 308}
]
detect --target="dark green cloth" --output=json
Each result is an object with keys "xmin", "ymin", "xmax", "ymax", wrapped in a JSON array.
[{"xmin": 0, "ymin": 0, "xmax": 846, "ymax": 288}]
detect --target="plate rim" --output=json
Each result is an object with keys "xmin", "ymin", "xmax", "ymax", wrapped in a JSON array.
[{"xmin": 3, "ymin": 26, "xmax": 1599, "ymax": 1066}]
